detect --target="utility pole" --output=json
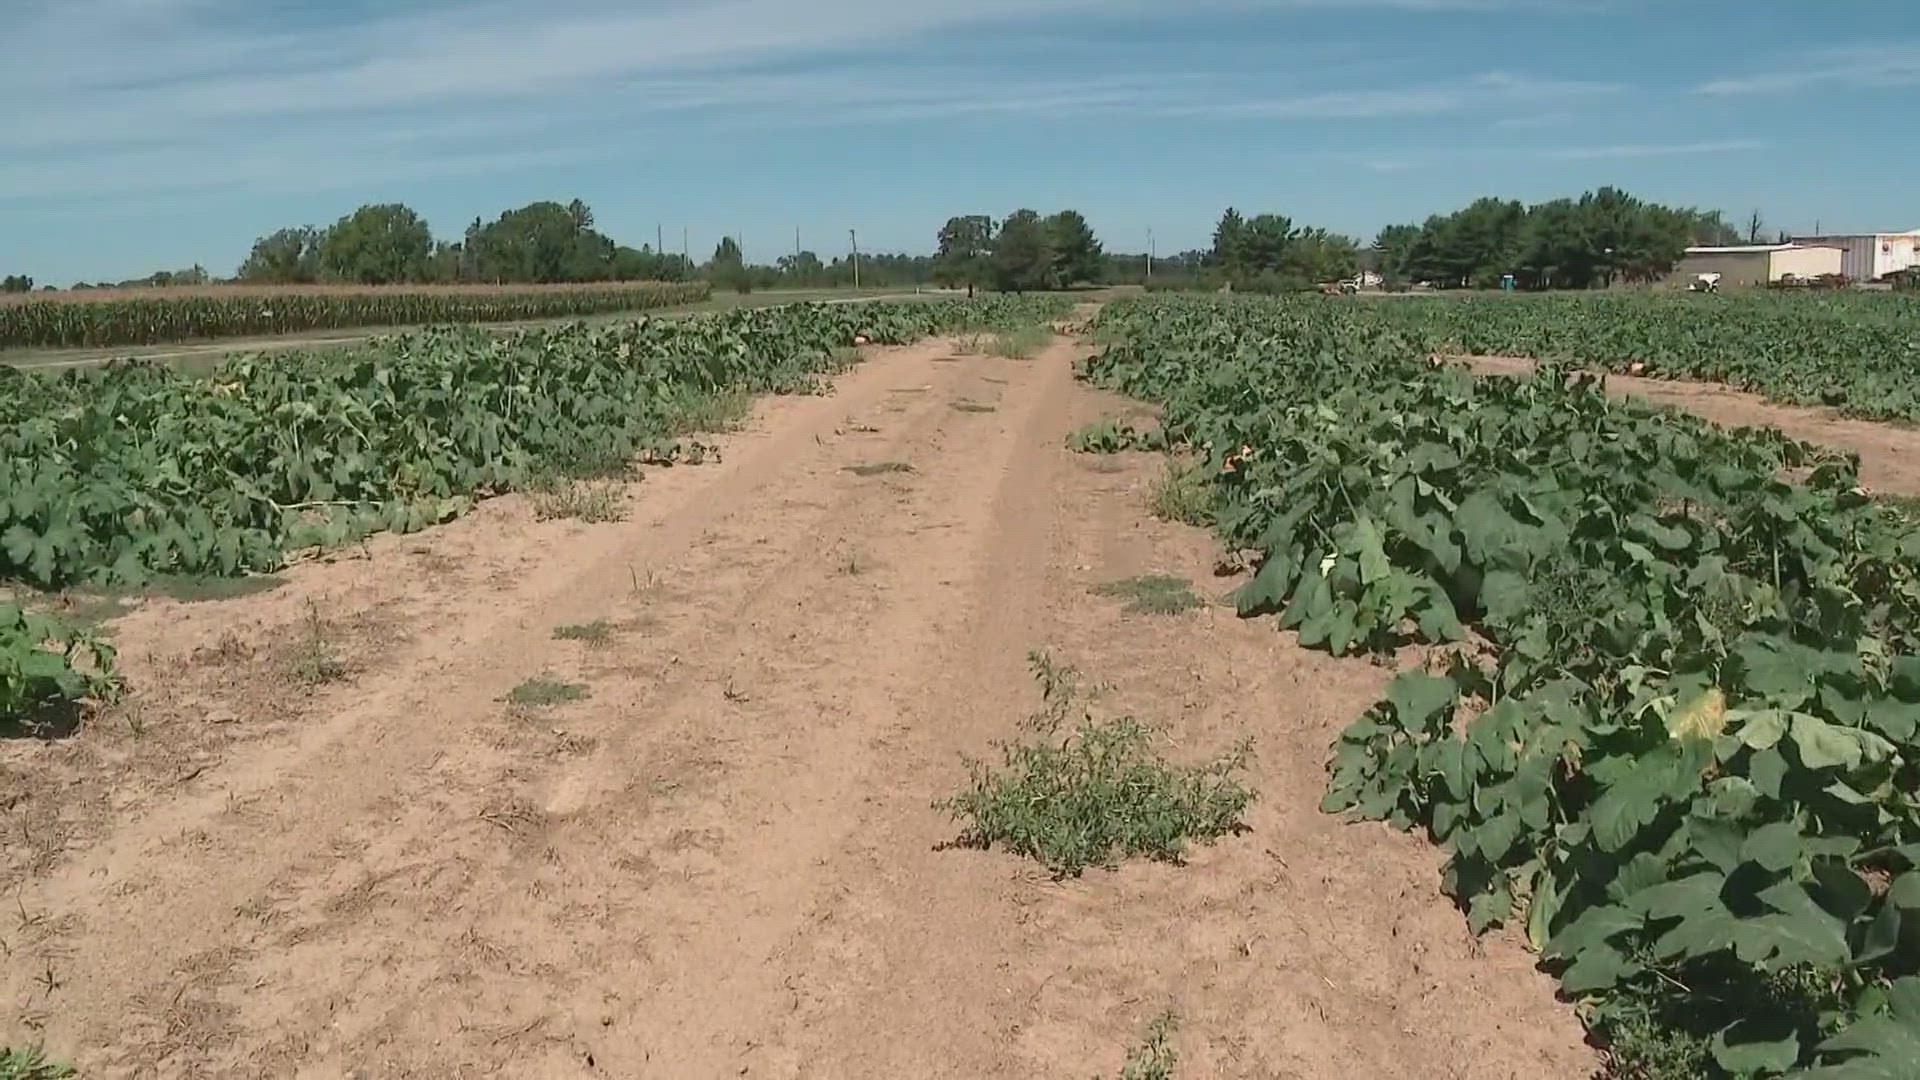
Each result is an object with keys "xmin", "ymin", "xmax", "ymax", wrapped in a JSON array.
[
  {"xmin": 850, "ymin": 229, "xmax": 861, "ymax": 290},
  {"xmin": 683, "ymin": 227, "xmax": 690, "ymax": 275},
  {"xmin": 1147, "ymin": 228, "xmax": 1154, "ymax": 281},
  {"xmin": 656, "ymin": 223, "xmax": 663, "ymax": 257}
]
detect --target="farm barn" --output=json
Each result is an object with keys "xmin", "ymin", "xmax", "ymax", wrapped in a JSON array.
[
  {"xmin": 1788, "ymin": 230, "xmax": 1920, "ymax": 282},
  {"xmin": 1672, "ymin": 243, "xmax": 1844, "ymax": 287}
]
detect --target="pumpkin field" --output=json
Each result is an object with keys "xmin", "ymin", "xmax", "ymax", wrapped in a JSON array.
[{"xmin": 4, "ymin": 290, "xmax": 1919, "ymax": 1077}]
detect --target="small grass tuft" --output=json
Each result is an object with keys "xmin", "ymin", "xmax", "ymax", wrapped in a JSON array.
[
  {"xmin": 0, "ymin": 1046, "xmax": 75, "ymax": 1080},
  {"xmin": 553, "ymin": 619, "xmax": 615, "ymax": 646},
  {"xmin": 1092, "ymin": 574, "xmax": 1204, "ymax": 616},
  {"xmin": 1147, "ymin": 459, "xmax": 1213, "ymax": 527},
  {"xmin": 665, "ymin": 389, "xmax": 753, "ymax": 435},
  {"xmin": 289, "ymin": 600, "xmax": 348, "ymax": 686},
  {"xmin": 1120, "ymin": 1012, "xmax": 1180, "ymax": 1080},
  {"xmin": 937, "ymin": 653, "xmax": 1254, "ymax": 878},
  {"xmin": 505, "ymin": 676, "xmax": 589, "ymax": 709},
  {"xmin": 986, "ymin": 325, "xmax": 1055, "ymax": 360},
  {"xmin": 844, "ymin": 462, "xmax": 915, "ymax": 477},
  {"xmin": 531, "ymin": 479, "xmax": 627, "ymax": 523}
]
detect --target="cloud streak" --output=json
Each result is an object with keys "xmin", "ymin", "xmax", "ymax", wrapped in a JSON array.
[{"xmin": 1699, "ymin": 44, "xmax": 1920, "ymax": 95}]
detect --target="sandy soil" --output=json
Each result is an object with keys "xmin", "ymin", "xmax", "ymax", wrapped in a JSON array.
[
  {"xmin": 3, "ymin": 331, "xmax": 1592, "ymax": 1077},
  {"xmin": 1465, "ymin": 355, "xmax": 1920, "ymax": 497}
]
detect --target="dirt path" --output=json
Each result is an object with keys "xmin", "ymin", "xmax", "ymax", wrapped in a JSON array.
[
  {"xmin": 4, "ymin": 331, "xmax": 1592, "ymax": 1077},
  {"xmin": 1466, "ymin": 355, "xmax": 1920, "ymax": 496}
]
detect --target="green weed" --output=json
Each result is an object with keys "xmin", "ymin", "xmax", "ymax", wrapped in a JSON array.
[
  {"xmin": 553, "ymin": 620, "xmax": 615, "ymax": 646},
  {"xmin": 844, "ymin": 462, "xmax": 915, "ymax": 477},
  {"xmin": 289, "ymin": 601, "xmax": 347, "ymax": 686},
  {"xmin": 531, "ymin": 479, "xmax": 627, "ymax": 523},
  {"xmin": 938, "ymin": 653, "xmax": 1253, "ymax": 877},
  {"xmin": 505, "ymin": 676, "xmax": 589, "ymax": 708},
  {"xmin": 1120, "ymin": 1012, "xmax": 1180, "ymax": 1080},
  {"xmin": 987, "ymin": 325, "xmax": 1054, "ymax": 359},
  {"xmin": 0, "ymin": 1046, "xmax": 73, "ymax": 1080},
  {"xmin": 665, "ymin": 389, "xmax": 753, "ymax": 435},
  {"xmin": 1147, "ymin": 460, "xmax": 1213, "ymax": 527},
  {"xmin": 1093, "ymin": 575, "xmax": 1204, "ymax": 616}
]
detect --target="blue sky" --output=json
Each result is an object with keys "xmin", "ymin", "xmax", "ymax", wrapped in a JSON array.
[{"xmin": 4, "ymin": 0, "xmax": 1917, "ymax": 284}]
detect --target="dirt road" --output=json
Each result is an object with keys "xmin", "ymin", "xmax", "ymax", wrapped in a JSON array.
[
  {"xmin": 3, "ymin": 331, "xmax": 1591, "ymax": 1077},
  {"xmin": 1466, "ymin": 355, "xmax": 1920, "ymax": 497}
]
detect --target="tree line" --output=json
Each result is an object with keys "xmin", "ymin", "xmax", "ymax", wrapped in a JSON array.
[
  {"xmin": 933, "ymin": 210, "xmax": 1104, "ymax": 295},
  {"xmin": 236, "ymin": 200, "xmax": 691, "ymax": 286},
  {"xmin": 1371, "ymin": 187, "xmax": 1740, "ymax": 290}
]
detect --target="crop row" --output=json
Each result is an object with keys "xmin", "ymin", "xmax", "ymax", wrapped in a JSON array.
[
  {"xmin": 0, "ymin": 294, "xmax": 1069, "ymax": 725},
  {"xmin": 1081, "ymin": 295, "xmax": 1919, "ymax": 1078},
  {"xmin": 0, "ymin": 280, "xmax": 712, "ymax": 350},
  {"xmin": 1359, "ymin": 291, "xmax": 1920, "ymax": 424}
]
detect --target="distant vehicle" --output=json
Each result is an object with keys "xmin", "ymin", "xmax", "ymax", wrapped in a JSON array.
[{"xmin": 1688, "ymin": 272, "xmax": 1721, "ymax": 293}]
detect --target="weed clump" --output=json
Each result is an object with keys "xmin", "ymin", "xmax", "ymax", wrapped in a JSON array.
[
  {"xmin": 1120, "ymin": 1012, "xmax": 1179, "ymax": 1080},
  {"xmin": 531, "ymin": 479, "xmax": 626, "ymax": 523},
  {"xmin": 505, "ymin": 676, "xmax": 589, "ymax": 709},
  {"xmin": 1147, "ymin": 459, "xmax": 1212, "ymax": 527},
  {"xmin": 0, "ymin": 1046, "xmax": 74, "ymax": 1080},
  {"xmin": 553, "ymin": 620, "xmax": 615, "ymax": 646},
  {"xmin": 1093, "ymin": 575, "xmax": 1204, "ymax": 616},
  {"xmin": 844, "ymin": 462, "xmax": 914, "ymax": 477},
  {"xmin": 986, "ymin": 325, "xmax": 1054, "ymax": 359},
  {"xmin": 938, "ymin": 654, "xmax": 1253, "ymax": 877}
]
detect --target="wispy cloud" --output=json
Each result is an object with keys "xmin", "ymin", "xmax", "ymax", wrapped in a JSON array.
[
  {"xmin": 0, "ymin": 0, "xmax": 1626, "ymax": 202},
  {"xmin": 1542, "ymin": 139, "xmax": 1769, "ymax": 160},
  {"xmin": 1699, "ymin": 44, "xmax": 1920, "ymax": 95}
]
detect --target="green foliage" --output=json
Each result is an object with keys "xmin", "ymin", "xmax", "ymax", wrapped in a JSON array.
[
  {"xmin": 936, "ymin": 215, "xmax": 997, "ymax": 294},
  {"xmin": 506, "ymin": 676, "xmax": 588, "ymax": 708},
  {"xmin": 0, "ymin": 1046, "xmax": 74, "ymax": 1080},
  {"xmin": 3, "ymin": 276, "xmax": 37, "ymax": 294},
  {"xmin": 844, "ymin": 462, "xmax": 915, "ymax": 477},
  {"xmin": 237, "ymin": 227, "xmax": 324, "ymax": 285},
  {"xmin": 0, "ymin": 281, "xmax": 710, "ymax": 349},
  {"xmin": 939, "ymin": 653, "xmax": 1254, "ymax": 878},
  {"xmin": 987, "ymin": 324, "xmax": 1055, "ymax": 359},
  {"xmin": 1, "ymin": 294, "xmax": 1069, "ymax": 594},
  {"xmin": 1120, "ymin": 1012, "xmax": 1180, "ymax": 1080},
  {"xmin": 1148, "ymin": 459, "xmax": 1213, "ymax": 527},
  {"xmin": 553, "ymin": 620, "xmax": 615, "ymax": 645},
  {"xmin": 993, "ymin": 210, "xmax": 1056, "ymax": 293},
  {"xmin": 1351, "ymin": 289, "xmax": 1920, "ymax": 424},
  {"xmin": 1, "ymin": 602, "xmax": 118, "ymax": 729},
  {"xmin": 320, "ymin": 203, "xmax": 434, "ymax": 285},
  {"xmin": 1067, "ymin": 417, "xmax": 1169, "ymax": 454},
  {"xmin": 1093, "ymin": 575, "xmax": 1204, "ymax": 616},
  {"xmin": 1085, "ymin": 293, "xmax": 1920, "ymax": 1076},
  {"xmin": 1047, "ymin": 210, "xmax": 1104, "ymax": 287},
  {"xmin": 1379, "ymin": 186, "xmax": 1735, "ymax": 289}
]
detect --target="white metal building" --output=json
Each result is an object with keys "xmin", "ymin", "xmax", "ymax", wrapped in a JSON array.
[
  {"xmin": 1674, "ymin": 244, "xmax": 1845, "ymax": 288},
  {"xmin": 1788, "ymin": 232, "xmax": 1920, "ymax": 282}
]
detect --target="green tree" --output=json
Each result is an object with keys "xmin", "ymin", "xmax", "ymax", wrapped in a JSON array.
[
  {"xmin": 1211, "ymin": 207, "xmax": 1247, "ymax": 273},
  {"xmin": 707, "ymin": 236, "xmax": 751, "ymax": 294},
  {"xmin": 1371, "ymin": 224, "xmax": 1421, "ymax": 288},
  {"xmin": 1, "ymin": 274, "xmax": 32, "ymax": 293},
  {"xmin": 1045, "ymin": 210, "xmax": 1103, "ymax": 287},
  {"xmin": 320, "ymin": 203, "xmax": 433, "ymax": 285},
  {"xmin": 237, "ymin": 227, "xmax": 323, "ymax": 284},
  {"xmin": 935, "ymin": 215, "xmax": 996, "ymax": 296},
  {"xmin": 467, "ymin": 200, "xmax": 614, "ymax": 283},
  {"xmin": 775, "ymin": 250, "xmax": 825, "ymax": 287},
  {"xmin": 991, "ymin": 209, "xmax": 1054, "ymax": 293}
]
